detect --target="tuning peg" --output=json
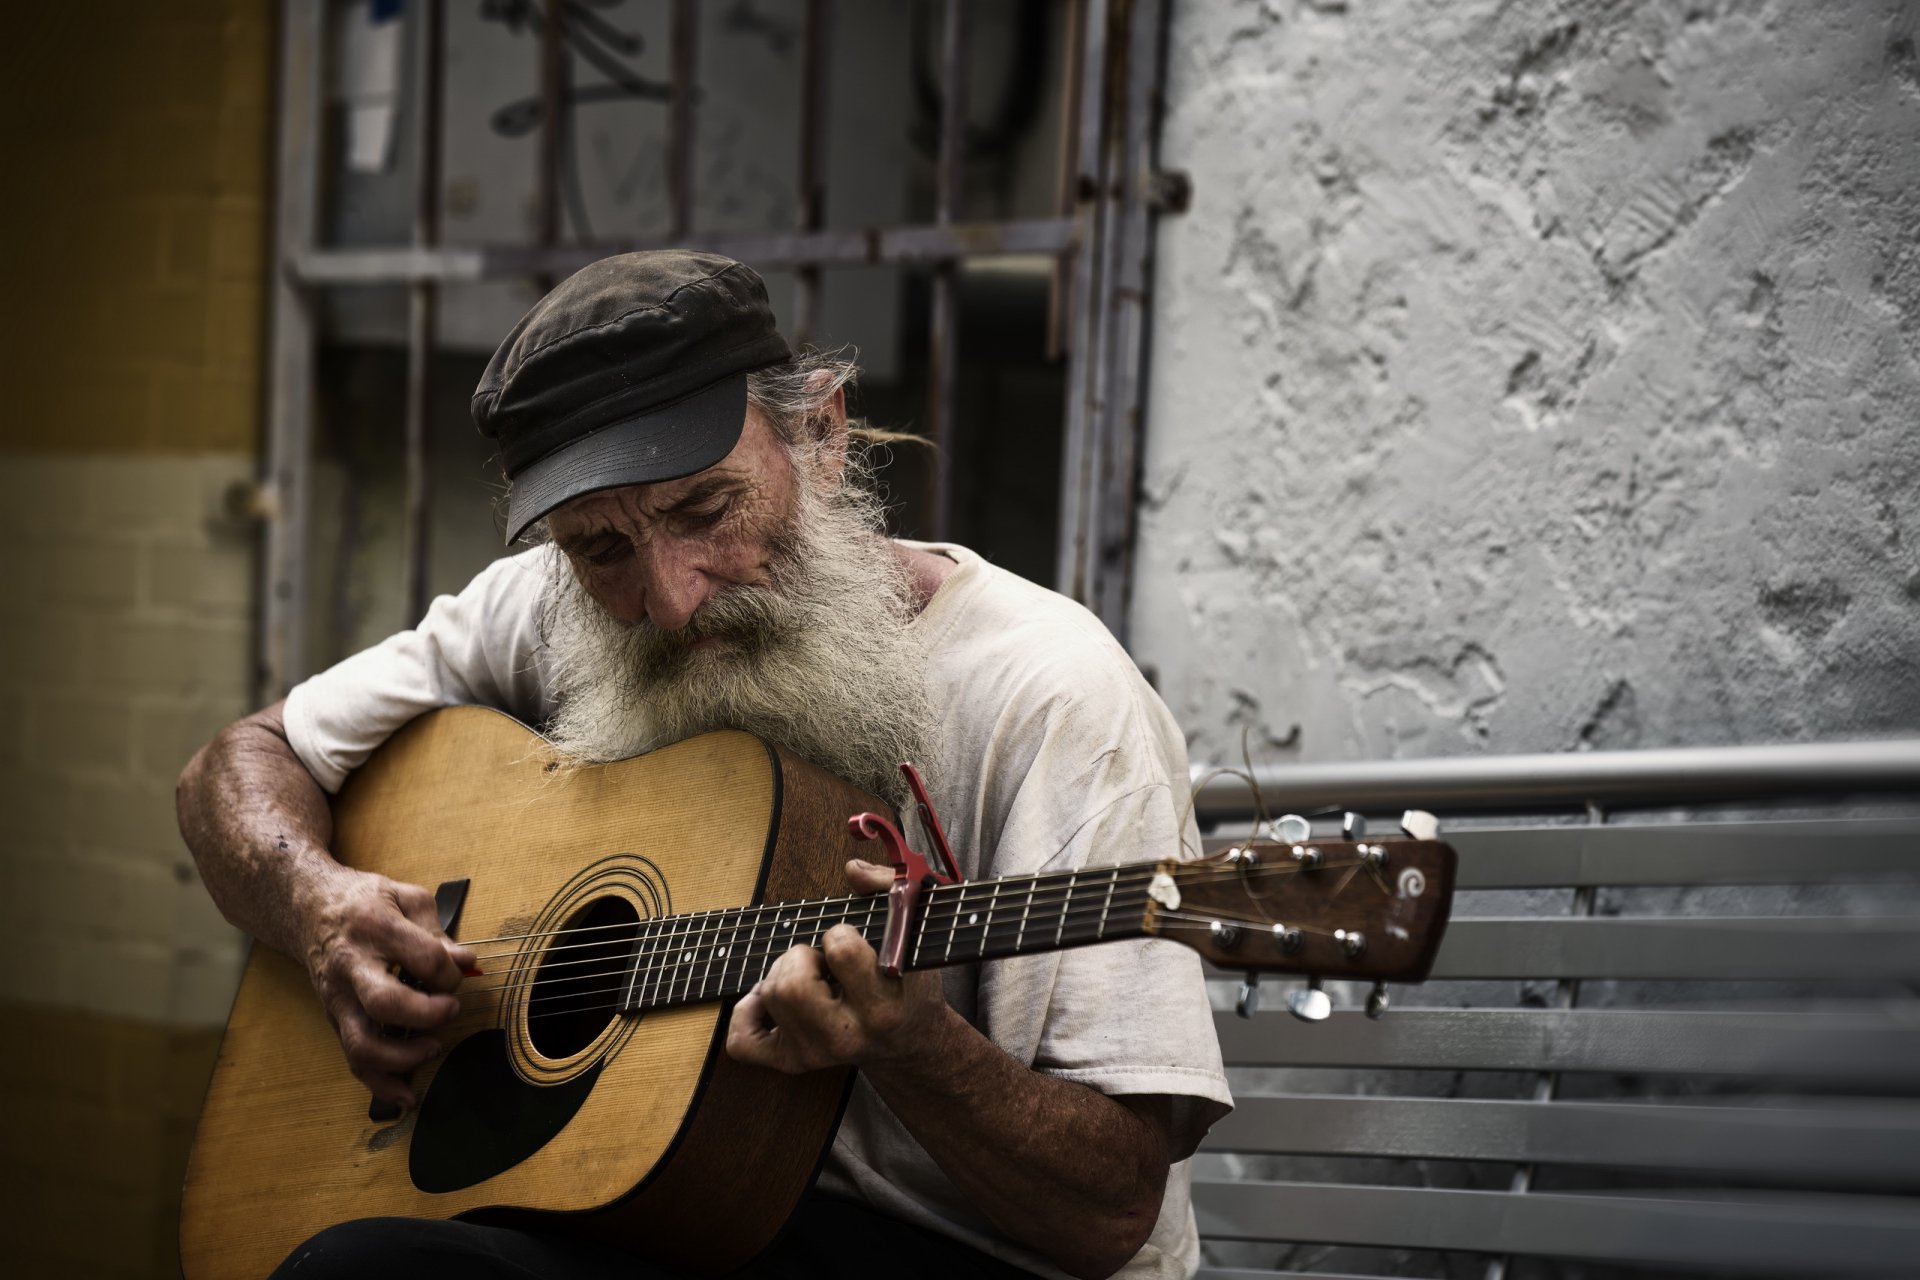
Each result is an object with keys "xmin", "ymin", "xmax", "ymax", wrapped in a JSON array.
[
  {"xmin": 1235, "ymin": 973, "xmax": 1261, "ymax": 1019},
  {"xmin": 1271, "ymin": 813, "xmax": 1311, "ymax": 844},
  {"xmin": 1366, "ymin": 982, "xmax": 1390, "ymax": 1019},
  {"xmin": 1287, "ymin": 975, "xmax": 1331, "ymax": 1023},
  {"xmin": 1399, "ymin": 809, "xmax": 1440, "ymax": 841},
  {"xmin": 1342, "ymin": 811, "xmax": 1367, "ymax": 840}
]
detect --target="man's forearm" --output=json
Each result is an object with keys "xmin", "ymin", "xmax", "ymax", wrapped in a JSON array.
[
  {"xmin": 176, "ymin": 700, "xmax": 343, "ymax": 958},
  {"xmin": 861, "ymin": 1007, "xmax": 1169, "ymax": 1280}
]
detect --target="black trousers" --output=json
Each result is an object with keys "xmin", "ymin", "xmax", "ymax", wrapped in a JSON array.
[{"xmin": 268, "ymin": 1194, "xmax": 1042, "ymax": 1280}]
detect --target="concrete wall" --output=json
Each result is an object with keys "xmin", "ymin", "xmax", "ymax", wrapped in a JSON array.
[
  {"xmin": 0, "ymin": 4, "xmax": 268, "ymax": 1273},
  {"xmin": 1134, "ymin": 0, "xmax": 1920, "ymax": 770}
]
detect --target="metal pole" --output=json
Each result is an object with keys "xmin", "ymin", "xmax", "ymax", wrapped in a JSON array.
[
  {"xmin": 1046, "ymin": 0, "xmax": 1087, "ymax": 362},
  {"xmin": 403, "ymin": 0, "xmax": 444, "ymax": 624},
  {"xmin": 927, "ymin": 0, "xmax": 970, "ymax": 542},
  {"xmin": 792, "ymin": 0, "xmax": 832, "ymax": 347},
  {"xmin": 1089, "ymin": 0, "xmax": 1169, "ymax": 640},
  {"xmin": 1190, "ymin": 738, "xmax": 1920, "ymax": 820},
  {"xmin": 260, "ymin": 0, "xmax": 324, "ymax": 703},
  {"xmin": 1054, "ymin": 0, "xmax": 1110, "ymax": 598},
  {"xmin": 670, "ymin": 0, "xmax": 698, "ymax": 239},
  {"xmin": 536, "ymin": 0, "xmax": 567, "ymax": 287}
]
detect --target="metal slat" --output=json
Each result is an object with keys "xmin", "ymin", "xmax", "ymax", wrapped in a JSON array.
[
  {"xmin": 288, "ymin": 219, "xmax": 1077, "ymax": 284},
  {"xmin": 1451, "ymin": 819, "xmax": 1920, "ymax": 888},
  {"xmin": 1203, "ymin": 819, "xmax": 1920, "ymax": 887},
  {"xmin": 1429, "ymin": 916, "xmax": 1920, "ymax": 981},
  {"xmin": 1210, "ymin": 1008, "xmax": 1920, "ymax": 1082},
  {"xmin": 1191, "ymin": 739, "xmax": 1920, "ymax": 817},
  {"xmin": 1192, "ymin": 1181, "xmax": 1920, "ymax": 1274},
  {"xmin": 1208, "ymin": 1095, "xmax": 1920, "ymax": 1188}
]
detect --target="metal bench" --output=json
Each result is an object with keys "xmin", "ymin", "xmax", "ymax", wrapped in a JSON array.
[{"xmin": 1186, "ymin": 739, "xmax": 1920, "ymax": 1279}]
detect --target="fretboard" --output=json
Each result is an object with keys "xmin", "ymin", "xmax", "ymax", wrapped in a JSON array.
[{"xmin": 618, "ymin": 863, "xmax": 1157, "ymax": 1014}]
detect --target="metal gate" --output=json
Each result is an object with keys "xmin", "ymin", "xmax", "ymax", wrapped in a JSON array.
[{"xmin": 256, "ymin": 0, "xmax": 1176, "ymax": 702}]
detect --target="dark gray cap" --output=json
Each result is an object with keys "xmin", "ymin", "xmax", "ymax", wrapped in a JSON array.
[{"xmin": 472, "ymin": 250, "xmax": 791, "ymax": 543}]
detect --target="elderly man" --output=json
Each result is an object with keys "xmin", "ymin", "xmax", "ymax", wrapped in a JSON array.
[{"xmin": 178, "ymin": 252, "xmax": 1230, "ymax": 1280}]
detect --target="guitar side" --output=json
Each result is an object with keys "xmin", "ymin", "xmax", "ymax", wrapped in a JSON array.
[{"xmin": 180, "ymin": 707, "xmax": 874, "ymax": 1279}]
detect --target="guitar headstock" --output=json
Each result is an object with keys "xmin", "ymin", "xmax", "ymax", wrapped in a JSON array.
[{"xmin": 1143, "ymin": 810, "xmax": 1457, "ymax": 1018}]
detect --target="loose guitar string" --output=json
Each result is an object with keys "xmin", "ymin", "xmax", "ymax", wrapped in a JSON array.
[
  {"xmin": 436, "ymin": 873, "xmax": 1391, "ymax": 1030},
  {"xmin": 451, "ymin": 852, "xmax": 1387, "ymax": 963},
  {"xmin": 442, "ymin": 857, "xmax": 1389, "ymax": 997}
]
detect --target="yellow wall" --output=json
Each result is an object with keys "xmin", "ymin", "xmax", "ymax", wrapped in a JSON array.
[{"xmin": 0, "ymin": 5, "xmax": 271, "ymax": 1276}]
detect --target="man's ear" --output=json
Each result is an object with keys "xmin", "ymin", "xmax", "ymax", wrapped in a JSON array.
[{"xmin": 807, "ymin": 380, "xmax": 849, "ymax": 488}]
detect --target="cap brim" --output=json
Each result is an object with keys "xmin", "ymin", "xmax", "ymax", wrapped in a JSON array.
[{"xmin": 501, "ymin": 372, "xmax": 748, "ymax": 543}]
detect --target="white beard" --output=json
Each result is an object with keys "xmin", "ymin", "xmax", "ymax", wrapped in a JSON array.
[{"xmin": 536, "ymin": 455, "xmax": 934, "ymax": 811}]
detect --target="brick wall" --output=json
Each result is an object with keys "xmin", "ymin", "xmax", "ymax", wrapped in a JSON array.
[{"xmin": 0, "ymin": 5, "xmax": 271, "ymax": 1276}]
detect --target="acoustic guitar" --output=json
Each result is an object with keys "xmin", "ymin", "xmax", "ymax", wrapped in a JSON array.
[{"xmin": 180, "ymin": 705, "xmax": 1455, "ymax": 1278}]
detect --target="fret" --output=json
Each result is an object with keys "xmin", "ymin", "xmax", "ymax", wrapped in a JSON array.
[
  {"xmin": 677, "ymin": 910, "xmax": 709, "ymax": 1005},
  {"xmin": 620, "ymin": 916, "xmax": 655, "ymax": 1011},
  {"xmin": 648, "ymin": 913, "xmax": 680, "ymax": 1008},
  {"xmin": 1055, "ymin": 871, "xmax": 1077, "ymax": 947},
  {"xmin": 1014, "ymin": 876, "xmax": 1036, "ymax": 953},
  {"xmin": 730, "ymin": 908, "xmax": 758, "ymax": 996},
  {"xmin": 912, "ymin": 890, "xmax": 937, "ymax": 969},
  {"xmin": 1096, "ymin": 867, "xmax": 1119, "ymax": 939},
  {"xmin": 978, "ymin": 881, "xmax": 1003, "ymax": 959},
  {"xmin": 703, "ymin": 911, "xmax": 737, "ymax": 1002}
]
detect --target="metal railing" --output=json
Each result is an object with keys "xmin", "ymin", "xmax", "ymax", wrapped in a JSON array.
[{"xmin": 1191, "ymin": 737, "xmax": 1920, "ymax": 820}]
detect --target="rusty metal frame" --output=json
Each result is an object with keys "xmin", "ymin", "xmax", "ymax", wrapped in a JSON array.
[{"xmin": 260, "ymin": 0, "xmax": 1174, "ymax": 698}]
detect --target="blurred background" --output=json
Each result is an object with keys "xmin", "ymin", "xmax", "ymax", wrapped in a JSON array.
[{"xmin": 1, "ymin": 1, "xmax": 1917, "ymax": 1277}]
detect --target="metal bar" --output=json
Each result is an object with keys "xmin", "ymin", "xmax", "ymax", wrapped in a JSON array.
[
  {"xmin": 1191, "ymin": 1180, "xmax": 1920, "ymax": 1273},
  {"xmin": 1209, "ymin": 1008, "xmax": 1920, "ymax": 1082},
  {"xmin": 792, "ymin": 0, "xmax": 831, "ymax": 347},
  {"xmin": 669, "ymin": 0, "xmax": 697, "ymax": 238},
  {"xmin": 1439, "ymin": 818, "xmax": 1920, "ymax": 889},
  {"xmin": 289, "ymin": 219, "xmax": 1078, "ymax": 283},
  {"xmin": 1191, "ymin": 738, "xmax": 1920, "ymax": 819},
  {"xmin": 260, "ymin": 0, "xmax": 324, "ymax": 703},
  {"xmin": 1088, "ymin": 0, "xmax": 1170, "ymax": 640},
  {"xmin": 537, "ymin": 0, "xmax": 566, "ymax": 262},
  {"xmin": 1054, "ymin": 0, "xmax": 1111, "ymax": 597},
  {"xmin": 1206, "ymin": 1094, "xmax": 1920, "ymax": 1189},
  {"xmin": 1045, "ymin": 0, "xmax": 1087, "ymax": 361},
  {"xmin": 927, "ymin": 0, "xmax": 970, "ymax": 541},
  {"xmin": 402, "ymin": 0, "xmax": 445, "ymax": 625},
  {"xmin": 1429, "ymin": 915, "xmax": 1920, "ymax": 982}
]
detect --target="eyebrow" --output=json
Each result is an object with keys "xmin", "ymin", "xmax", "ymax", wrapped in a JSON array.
[{"xmin": 552, "ymin": 476, "xmax": 746, "ymax": 555}]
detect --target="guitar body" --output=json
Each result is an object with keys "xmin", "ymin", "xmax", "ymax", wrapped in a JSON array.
[{"xmin": 181, "ymin": 707, "xmax": 879, "ymax": 1280}]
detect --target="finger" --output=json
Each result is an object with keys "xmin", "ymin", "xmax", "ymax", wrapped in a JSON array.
[
  {"xmin": 387, "ymin": 883, "xmax": 478, "ymax": 981},
  {"xmin": 351, "ymin": 957, "xmax": 461, "ymax": 1029},
  {"xmin": 377, "ymin": 913, "xmax": 468, "ymax": 994},
  {"xmin": 724, "ymin": 990, "xmax": 793, "ymax": 1073},
  {"xmin": 757, "ymin": 945, "xmax": 835, "ymax": 1016},
  {"xmin": 843, "ymin": 858, "xmax": 894, "ymax": 895},
  {"xmin": 820, "ymin": 924, "xmax": 890, "ymax": 1008},
  {"xmin": 336, "ymin": 1005, "xmax": 442, "ymax": 1077}
]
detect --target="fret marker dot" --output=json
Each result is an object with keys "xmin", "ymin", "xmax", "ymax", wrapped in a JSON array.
[
  {"xmin": 969, "ymin": 913, "xmax": 979, "ymax": 925},
  {"xmin": 682, "ymin": 951, "xmax": 691, "ymax": 962}
]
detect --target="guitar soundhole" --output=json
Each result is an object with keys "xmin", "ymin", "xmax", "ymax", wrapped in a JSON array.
[{"xmin": 526, "ymin": 895, "xmax": 640, "ymax": 1060}]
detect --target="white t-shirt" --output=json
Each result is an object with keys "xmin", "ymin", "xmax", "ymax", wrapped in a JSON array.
[{"xmin": 285, "ymin": 541, "xmax": 1233, "ymax": 1280}]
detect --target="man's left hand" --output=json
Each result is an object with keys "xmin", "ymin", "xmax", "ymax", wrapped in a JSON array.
[{"xmin": 726, "ymin": 858, "xmax": 957, "ymax": 1074}]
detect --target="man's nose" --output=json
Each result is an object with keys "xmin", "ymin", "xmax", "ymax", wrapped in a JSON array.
[{"xmin": 635, "ymin": 539, "xmax": 712, "ymax": 632}]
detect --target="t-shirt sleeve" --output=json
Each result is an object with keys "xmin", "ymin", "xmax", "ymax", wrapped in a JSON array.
[
  {"xmin": 965, "ymin": 665, "xmax": 1234, "ymax": 1163},
  {"xmin": 282, "ymin": 546, "xmax": 557, "ymax": 792}
]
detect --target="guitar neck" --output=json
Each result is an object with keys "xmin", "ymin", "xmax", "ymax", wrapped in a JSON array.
[{"xmin": 620, "ymin": 863, "xmax": 1157, "ymax": 1015}]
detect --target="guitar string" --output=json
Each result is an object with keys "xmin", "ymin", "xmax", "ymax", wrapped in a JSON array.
[
  {"xmin": 440, "ymin": 845, "xmax": 1394, "ymax": 952},
  {"xmin": 441, "ymin": 859, "xmax": 1393, "ymax": 997},
  {"xmin": 435, "ymin": 898, "xmax": 1368, "ymax": 1026},
  {"xmin": 450, "ymin": 854, "xmax": 1393, "ymax": 964}
]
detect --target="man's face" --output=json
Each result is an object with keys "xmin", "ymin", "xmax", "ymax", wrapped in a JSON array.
[
  {"xmin": 534, "ymin": 405, "xmax": 933, "ymax": 806},
  {"xmin": 544, "ymin": 408, "xmax": 803, "ymax": 634}
]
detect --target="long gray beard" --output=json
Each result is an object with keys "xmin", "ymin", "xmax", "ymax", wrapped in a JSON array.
[{"xmin": 536, "ymin": 464, "xmax": 934, "ymax": 811}]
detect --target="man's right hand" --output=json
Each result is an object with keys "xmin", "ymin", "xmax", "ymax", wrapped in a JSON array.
[{"xmin": 296, "ymin": 864, "xmax": 478, "ymax": 1108}]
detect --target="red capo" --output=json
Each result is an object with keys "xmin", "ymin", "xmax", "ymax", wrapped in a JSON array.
[{"xmin": 847, "ymin": 762, "xmax": 965, "ymax": 977}]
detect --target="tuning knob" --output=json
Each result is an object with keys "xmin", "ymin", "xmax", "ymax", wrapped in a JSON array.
[
  {"xmin": 1342, "ymin": 811, "xmax": 1367, "ymax": 840},
  {"xmin": 1366, "ymin": 982, "xmax": 1390, "ymax": 1019},
  {"xmin": 1287, "ymin": 975, "xmax": 1331, "ymax": 1023},
  {"xmin": 1272, "ymin": 813, "xmax": 1311, "ymax": 845},
  {"xmin": 1235, "ymin": 972, "xmax": 1261, "ymax": 1019},
  {"xmin": 1399, "ymin": 809, "xmax": 1440, "ymax": 841}
]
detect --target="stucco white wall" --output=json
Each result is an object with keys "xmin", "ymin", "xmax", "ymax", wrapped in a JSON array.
[{"xmin": 1134, "ymin": 0, "xmax": 1920, "ymax": 769}]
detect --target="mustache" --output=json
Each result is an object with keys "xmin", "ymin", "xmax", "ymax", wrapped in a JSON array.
[{"xmin": 628, "ymin": 581, "xmax": 791, "ymax": 672}]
